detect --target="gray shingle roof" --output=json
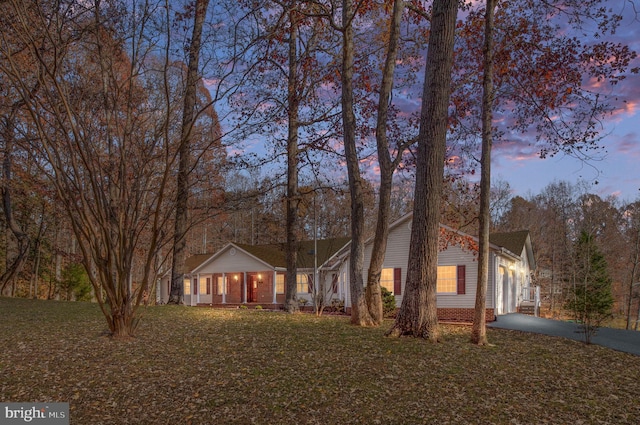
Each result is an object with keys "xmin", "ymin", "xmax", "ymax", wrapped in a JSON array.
[
  {"xmin": 184, "ymin": 254, "xmax": 213, "ymax": 272},
  {"xmin": 235, "ymin": 237, "xmax": 350, "ymax": 269},
  {"xmin": 489, "ymin": 230, "xmax": 530, "ymax": 256}
]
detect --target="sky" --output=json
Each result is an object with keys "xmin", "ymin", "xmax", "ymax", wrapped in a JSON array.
[
  {"xmin": 218, "ymin": 1, "xmax": 640, "ymax": 203},
  {"xmin": 491, "ymin": 3, "xmax": 640, "ymax": 202},
  {"xmin": 492, "ymin": 83, "xmax": 640, "ymax": 202}
]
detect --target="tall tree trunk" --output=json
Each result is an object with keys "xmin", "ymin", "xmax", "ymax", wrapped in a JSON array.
[
  {"xmin": 342, "ymin": 0, "xmax": 374, "ymax": 326},
  {"xmin": 626, "ymin": 225, "xmax": 640, "ymax": 329},
  {"xmin": 387, "ymin": 0, "xmax": 458, "ymax": 341},
  {"xmin": 365, "ymin": 0, "xmax": 404, "ymax": 325},
  {"xmin": 471, "ymin": 0, "xmax": 496, "ymax": 345},
  {"xmin": 30, "ymin": 205, "xmax": 46, "ymax": 299},
  {"xmin": 285, "ymin": 5, "xmax": 300, "ymax": 313},
  {"xmin": 636, "ymin": 297, "xmax": 640, "ymax": 331},
  {"xmin": 169, "ymin": 0, "xmax": 210, "ymax": 304},
  {"xmin": 0, "ymin": 114, "xmax": 30, "ymax": 295}
]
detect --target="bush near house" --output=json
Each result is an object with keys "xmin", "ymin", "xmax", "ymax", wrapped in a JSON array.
[{"xmin": 381, "ymin": 286, "xmax": 397, "ymax": 318}]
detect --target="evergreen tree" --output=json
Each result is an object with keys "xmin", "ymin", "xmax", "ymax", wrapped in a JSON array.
[{"xmin": 565, "ymin": 231, "xmax": 614, "ymax": 344}]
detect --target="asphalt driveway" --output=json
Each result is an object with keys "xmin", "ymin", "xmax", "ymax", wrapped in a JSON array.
[{"xmin": 488, "ymin": 313, "xmax": 640, "ymax": 356}]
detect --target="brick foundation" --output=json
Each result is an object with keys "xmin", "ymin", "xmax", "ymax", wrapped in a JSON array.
[{"xmin": 437, "ymin": 308, "xmax": 495, "ymax": 323}]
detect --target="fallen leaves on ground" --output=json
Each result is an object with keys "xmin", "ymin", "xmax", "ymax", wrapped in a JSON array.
[{"xmin": 1, "ymin": 297, "xmax": 639, "ymax": 424}]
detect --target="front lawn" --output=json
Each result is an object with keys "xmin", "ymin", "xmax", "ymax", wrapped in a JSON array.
[{"xmin": 1, "ymin": 297, "xmax": 638, "ymax": 424}]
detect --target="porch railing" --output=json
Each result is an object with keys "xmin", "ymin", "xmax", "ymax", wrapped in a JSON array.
[{"xmin": 520, "ymin": 286, "xmax": 541, "ymax": 317}]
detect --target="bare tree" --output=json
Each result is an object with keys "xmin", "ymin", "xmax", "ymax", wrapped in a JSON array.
[
  {"xmin": 364, "ymin": 0, "xmax": 406, "ymax": 326},
  {"xmin": 471, "ymin": 0, "xmax": 496, "ymax": 346},
  {"xmin": 339, "ymin": 0, "xmax": 374, "ymax": 326},
  {"xmin": 168, "ymin": 0, "xmax": 210, "ymax": 304},
  {"xmin": 0, "ymin": 0, "xmax": 182, "ymax": 336},
  {"xmin": 387, "ymin": 0, "xmax": 459, "ymax": 341},
  {"xmin": 623, "ymin": 201, "xmax": 640, "ymax": 329},
  {"xmin": 0, "ymin": 111, "xmax": 30, "ymax": 295}
]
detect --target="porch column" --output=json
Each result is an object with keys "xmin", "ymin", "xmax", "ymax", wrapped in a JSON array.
[
  {"xmin": 272, "ymin": 270, "xmax": 277, "ymax": 304},
  {"xmin": 243, "ymin": 272, "xmax": 247, "ymax": 304},
  {"xmin": 196, "ymin": 273, "xmax": 201, "ymax": 304},
  {"xmin": 496, "ymin": 254, "xmax": 502, "ymax": 316},
  {"xmin": 222, "ymin": 273, "xmax": 226, "ymax": 304},
  {"xmin": 190, "ymin": 277, "xmax": 195, "ymax": 306}
]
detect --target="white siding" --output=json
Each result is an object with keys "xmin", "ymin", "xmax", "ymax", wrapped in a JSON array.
[
  {"xmin": 361, "ymin": 217, "xmax": 496, "ymax": 310},
  {"xmin": 487, "ymin": 253, "xmax": 496, "ymax": 309},
  {"xmin": 436, "ymin": 244, "xmax": 481, "ymax": 309},
  {"xmin": 197, "ymin": 247, "xmax": 269, "ymax": 274},
  {"xmin": 362, "ymin": 217, "xmax": 412, "ymax": 307}
]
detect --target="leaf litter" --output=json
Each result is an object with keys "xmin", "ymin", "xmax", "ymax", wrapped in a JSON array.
[{"xmin": 1, "ymin": 297, "xmax": 639, "ymax": 424}]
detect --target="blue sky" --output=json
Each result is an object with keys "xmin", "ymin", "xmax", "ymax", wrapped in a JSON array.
[
  {"xmin": 217, "ymin": 1, "xmax": 640, "ymax": 202},
  {"xmin": 492, "ymin": 94, "xmax": 640, "ymax": 201},
  {"xmin": 492, "ymin": 2, "xmax": 640, "ymax": 202}
]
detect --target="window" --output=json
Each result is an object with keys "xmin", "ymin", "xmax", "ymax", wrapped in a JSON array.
[
  {"xmin": 199, "ymin": 278, "xmax": 207, "ymax": 295},
  {"xmin": 215, "ymin": 276, "xmax": 225, "ymax": 294},
  {"xmin": 183, "ymin": 278, "xmax": 191, "ymax": 295},
  {"xmin": 275, "ymin": 273, "xmax": 285, "ymax": 294},
  {"xmin": 381, "ymin": 268, "xmax": 402, "ymax": 295},
  {"xmin": 380, "ymin": 268, "xmax": 395, "ymax": 293},
  {"xmin": 206, "ymin": 277, "xmax": 211, "ymax": 295},
  {"xmin": 297, "ymin": 273, "xmax": 309, "ymax": 294},
  {"xmin": 437, "ymin": 266, "xmax": 457, "ymax": 294},
  {"xmin": 437, "ymin": 265, "xmax": 465, "ymax": 294}
]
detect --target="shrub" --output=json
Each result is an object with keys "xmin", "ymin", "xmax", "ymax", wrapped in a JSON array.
[
  {"xmin": 381, "ymin": 286, "xmax": 397, "ymax": 318},
  {"xmin": 255, "ymin": 305, "xmax": 263, "ymax": 310},
  {"xmin": 60, "ymin": 263, "xmax": 92, "ymax": 302},
  {"xmin": 330, "ymin": 298, "xmax": 345, "ymax": 313}
]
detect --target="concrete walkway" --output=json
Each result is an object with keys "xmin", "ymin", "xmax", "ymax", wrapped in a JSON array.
[{"xmin": 488, "ymin": 313, "xmax": 640, "ymax": 356}]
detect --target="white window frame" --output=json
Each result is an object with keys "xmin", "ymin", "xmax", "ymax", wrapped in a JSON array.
[
  {"xmin": 380, "ymin": 268, "xmax": 395, "ymax": 293},
  {"xmin": 183, "ymin": 278, "xmax": 191, "ymax": 295},
  {"xmin": 296, "ymin": 273, "xmax": 309, "ymax": 294},
  {"xmin": 275, "ymin": 273, "xmax": 285, "ymax": 294}
]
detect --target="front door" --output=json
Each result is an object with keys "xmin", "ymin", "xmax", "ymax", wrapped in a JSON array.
[{"xmin": 248, "ymin": 275, "xmax": 258, "ymax": 303}]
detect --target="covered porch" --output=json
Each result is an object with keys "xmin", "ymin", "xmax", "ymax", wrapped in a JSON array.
[{"xmin": 187, "ymin": 270, "xmax": 286, "ymax": 307}]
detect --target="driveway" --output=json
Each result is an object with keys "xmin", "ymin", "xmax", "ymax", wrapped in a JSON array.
[{"xmin": 488, "ymin": 313, "xmax": 640, "ymax": 356}]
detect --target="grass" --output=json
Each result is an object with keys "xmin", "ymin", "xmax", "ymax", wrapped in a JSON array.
[{"xmin": 1, "ymin": 297, "xmax": 639, "ymax": 424}]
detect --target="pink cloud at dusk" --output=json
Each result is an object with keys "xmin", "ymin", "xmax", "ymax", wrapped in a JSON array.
[
  {"xmin": 494, "ymin": 115, "xmax": 640, "ymax": 200},
  {"xmin": 489, "ymin": 3, "xmax": 640, "ymax": 201},
  {"xmin": 615, "ymin": 132, "xmax": 640, "ymax": 157}
]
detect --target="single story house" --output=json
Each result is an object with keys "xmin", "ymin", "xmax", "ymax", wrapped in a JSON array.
[
  {"xmin": 158, "ymin": 213, "xmax": 536, "ymax": 321},
  {"xmin": 157, "ymin": 237, "xmax": 350, "ymax": 307},
  {"xmin": 351, "ymin": 213, "xmax": 537, "ymax": 321}
]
